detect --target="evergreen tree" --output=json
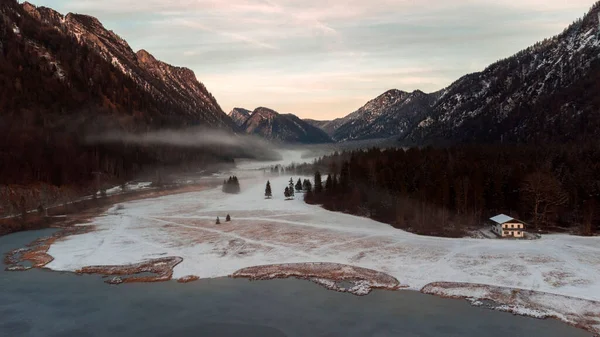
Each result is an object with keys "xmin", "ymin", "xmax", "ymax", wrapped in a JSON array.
[
  {"xmin": 303, "ymin": 179, "xmax": 312, "ymax": 192},
  {"xmin": 325, "ymin": 175, "xmax": 333, "ymax": 192},
  {"xmin": 295, "ymin": 178, "xmax": 303, "ymax": 192},
  {"xmin": 226, "ymin": 214, "xmax": 231, "ymax": 222},
  {"xmin": 265, "ymin": 180, "xmax": 272, "ymax": 199},
  {"xmin": 314, "ymin": 171, "xmax": 323, "ymax": 194},
  {"xmin": 216, "ymin": 216, "xmax": 220, "ymax": 224},
  {"xmin": 284, "ymin": 187, "xmax": 291, "ymax": 199},
  {"xmin": 288, "ymin": 178, "xmax": 295, "ymax": 197},
  {"xmin": 223, "ymin": 175, "xmax": 241, "ymax": 194},
  {"xmin": 339, "ymin": 162, "xmax": 350, "ymax": 192}
]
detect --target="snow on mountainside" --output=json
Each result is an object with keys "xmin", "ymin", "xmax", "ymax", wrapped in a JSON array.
[
  {"xmin": 242, "ymin": 107, "xmax": 333, "ymax": 144},
  {"xmin": 332, "ymin": 89, "xmax": 436, "ymax": 142},
  {"xmin": 319, "ymin": 3, "xmax": 600, "ymax": 145},
  {"xmin": 18, "ymin": 1, "xmax": 233, "ymax": 129},
  {"xmin": 404, "ymin": 2, "xmax": 600, "ymax": 145},
  {"xmin": 228, "ymin": 108, "xmax": 252, "ymax": 127}
]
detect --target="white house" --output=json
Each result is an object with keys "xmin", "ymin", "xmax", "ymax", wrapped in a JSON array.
[{"xmin": 490, "ymin": 214, "xmax": 525, "ymax": 238}]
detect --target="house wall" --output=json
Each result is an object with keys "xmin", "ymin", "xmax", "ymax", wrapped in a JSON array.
[{"xmin": 492, "ymin": 222, "xmax": 525, "ymax": 238}]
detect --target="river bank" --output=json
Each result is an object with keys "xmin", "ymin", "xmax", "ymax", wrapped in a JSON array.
[{"xmin": 0, "ymin": 229, "xmax": 591, "ymax": 337}]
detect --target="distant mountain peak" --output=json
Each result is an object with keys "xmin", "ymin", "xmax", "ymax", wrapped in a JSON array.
[
  {"xmin": 228, "ymin": 108, "xmax": 252, "ymax": 127},
  {"xmin": 252, "ymin": 107, "xmax": 279, "ymax": 119},
  {"xmin": 242, "ymin": 107, "xmax": 332, "ymax": 144},
  {"xmin": 332, "ymin": 88, "xmax": 435, "ymax": 142},
  {"xmin": 136, "ymin": 49, "xmax": 158, "ymax": 65}
]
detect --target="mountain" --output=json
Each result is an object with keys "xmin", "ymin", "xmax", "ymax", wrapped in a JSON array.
[
  {"xmin": 332, "ymin": 89, "xmax": 437, "ymax": 142},
  {"xmin": 18, "ymin": 1, "xmax": 233, "ymax": 129},
  {"xmin": 321, "ymin": 3, "xmax": 600, "ymax": 145},
  {"xmin": 0, "ymin": 0, "xmax": 235, "ymax": 186},
  {"xmin": 229, "ymin": 108, "xmax": 252, "ymax": 127},
  {"xmin": 404, "ymin": 3, "xmax": 600, "ymax": 145},
  {"xmin": 303, "ymin": 118, "xmax": 347, "ymax": 136},
  {"xmin": 242, "ymin": 107, "xmax": 333, "ymax": 144}
]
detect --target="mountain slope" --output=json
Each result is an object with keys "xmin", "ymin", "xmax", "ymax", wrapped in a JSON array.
[
  {"xmin": 242, "ymin": 107, "xmax": 332, "ymax": 144},
  {"xmin": 404, "ymin": 3, "xmax": 600, "ymax": 145},
  {"xmin": 332, "ymin": 89, "xmax": 437, "ymax": 142},
  {"xmin": 303, "ymin": 118, "xmax": 348, "ymax": 136},
  {"xmin": 229, "ymin": 108, "xmax": 252, "ymax": 127},
  {"xmin": 0, "ymin": 0, "xmax": 234, "ymax": 186},
  {"xmin": 17, "ymin": 1, "xmax": 233, "ymax": 129}
]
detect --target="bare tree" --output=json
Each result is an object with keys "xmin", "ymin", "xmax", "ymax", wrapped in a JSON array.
[{"xmin": 521, "ymin": 172, "xmax": 568, "ymax": 229}]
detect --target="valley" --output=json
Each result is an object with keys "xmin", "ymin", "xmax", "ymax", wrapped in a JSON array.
[{"xmin": 5, "ymin": 150, "xmax": 599, "ymax": 334}]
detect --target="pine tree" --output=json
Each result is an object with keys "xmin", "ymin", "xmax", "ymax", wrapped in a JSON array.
[
  {"xmin": 325, "ymin": 175, "xmax": 333, "ymax": 192},
  {"xmin": 332, "ymin": 174, "xmax": 338, "ymax": 192},
  {"xmin": 314, "ymin": 171, "xmax": 323, "ymax": 194},
  {"xmin": 288, "ymin": 178, "xmax": 295, "ymax": 198},
  {"xmin": 339, "ymin": 162, "xmax": 350, "ymax": 192},
  {"xmin": 295, "ymin": 178, "xmax": 303, "ymax": 192},
  {"xmin": 303, "ymin": 179, "xmax": 312, "ymax": 192},
  {"xmin": 284, "ymin": 187, "xmax": 290, "ymax": 199},
  {"xmin": 226, "ymin": 214, "xmax": 231, "ymax": 222},
  {"xmin": 265, "ymin": 180, "xmax": 272, "ymax": 199},
  {"xmin": 216, "ymin": 216, "xmax": 220, "ymax": 224}
]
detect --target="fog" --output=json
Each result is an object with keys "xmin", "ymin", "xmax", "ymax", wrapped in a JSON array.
[{"xmin": 85, "ymin": 128, "xmax": 282, "ymax": 161}]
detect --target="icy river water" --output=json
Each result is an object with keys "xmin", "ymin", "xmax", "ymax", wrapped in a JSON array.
[{"xmin": 0, "ymin": 230, "xmax": 591, "ymax": 337}]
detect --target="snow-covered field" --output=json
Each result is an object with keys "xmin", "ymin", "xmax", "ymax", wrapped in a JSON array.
[{"xmin": 46, "ymin": 150, "xmax": 600, "ymax": 302}]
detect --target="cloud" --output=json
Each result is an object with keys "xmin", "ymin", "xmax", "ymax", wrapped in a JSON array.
[
  {"xmin": 34, "ymin": 0, "xmax": 594, "ymax": 119},
  {"xmin": 167, "ymin": 18, "xmax": 278, "ymax": 50}
]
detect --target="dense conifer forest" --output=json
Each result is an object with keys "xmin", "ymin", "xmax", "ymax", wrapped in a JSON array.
[{"xmin": 292, "ymin": 144, "xmax": 600, "ymax": 237}]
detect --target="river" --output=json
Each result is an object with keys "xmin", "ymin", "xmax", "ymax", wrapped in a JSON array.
[{"xmin": 0, "ymin": 229, "xmax": 591, "ymax": 337}]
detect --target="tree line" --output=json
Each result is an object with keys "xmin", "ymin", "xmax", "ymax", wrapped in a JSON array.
[{"xmin": 298, "ymin": 144, "xmax": 599, "ymax": 237}]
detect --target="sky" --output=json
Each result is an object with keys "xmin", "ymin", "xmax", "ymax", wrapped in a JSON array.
[{"xmin": 31, "ymin": 0, "xmax": 594, "ymax": 120}]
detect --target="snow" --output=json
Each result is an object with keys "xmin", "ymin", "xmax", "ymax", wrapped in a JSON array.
[
  {"xmin": 99, "ymin": 181, "xmax": 152, "ymax": 196},
  {"xmin": 45, "ymin": 150, "xmax": 600, "ymax": 305},
  {"xmin": 489, "ymin": 214, "xmax": 514, "ymax": 224},
  {"xmin": 422, "ymin": 282, "xmax": 600, "ymax": 333}
]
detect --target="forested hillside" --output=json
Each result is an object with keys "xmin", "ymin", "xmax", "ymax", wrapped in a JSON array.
[
  {"xmin": 292, "ymin": 145, "xmax": 600, "ymax": 237},
  {"xmin": 0, "ymin": 0, "xmax": 235, "ymax": 189}
]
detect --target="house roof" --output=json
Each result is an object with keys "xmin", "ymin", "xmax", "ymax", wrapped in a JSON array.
[{"xmin": 490, "ymin": 214, "xmax": 514, "ymax": 224}]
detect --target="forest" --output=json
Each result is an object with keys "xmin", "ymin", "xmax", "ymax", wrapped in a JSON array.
[
  {"xmin": 289, "ymin": 144, "xmax": 600, "ymax": 237},
  {"xmin": 0, "ymin": 3, "xmax": 236, "ymax": 217}
]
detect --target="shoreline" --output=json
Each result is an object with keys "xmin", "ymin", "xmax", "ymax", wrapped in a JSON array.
[
  {"xmin": 0, "ymin": 182, "xmax": 219, "ymax": 238},
  {"xmin": 5, "ymin": 229, "xmax": 598, "ymax": 335},
  {"xmin": 4, "ymin": 232, "xmax": 599, "ymax": 335},
  {"xmin": 2, "ymin": 177, "xmax": 598, "ymax": 335}
]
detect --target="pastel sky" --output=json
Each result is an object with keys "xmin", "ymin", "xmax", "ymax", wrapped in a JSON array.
[{"xmin": 31, "ymin": 0, "xmax": 594, "ymax": 120}]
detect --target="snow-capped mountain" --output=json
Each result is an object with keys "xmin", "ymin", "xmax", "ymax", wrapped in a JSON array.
[
  {"xmin": 8, "ymin": 1, "xmax": 234, "ymax": 129},
  {"xmin": 331, "ymin": 89, "xmax": 437, "ymax": 142},
  {"xmin": 311, "ymin": 3, "xmax": 600, "ymax": 145},
  {"xmin": 404, "ymin": 2, "xmax": 600, "ymax": 145},
  {"xmin": 228, "ymin": 108, "xmax": 252, "ymax": 127},
  {"xmin": 242, "ymin": 107, "xmax": 333, "ymax": 144}
]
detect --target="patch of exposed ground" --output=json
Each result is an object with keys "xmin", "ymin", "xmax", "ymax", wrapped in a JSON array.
[
  {"xmin": 76, "ymin": 257, "xmax": 183, "ymax": 284},
  {"xmin": 421, "ymin": 282, "xmax": 600, "ymax": 335},
  {"xmin": 177, "ymin": 275, "xmax": 200, "ymax": 283},
  {"xmin": 231, "ymin": 262, "xmax": 405, "ymax": 296}
]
